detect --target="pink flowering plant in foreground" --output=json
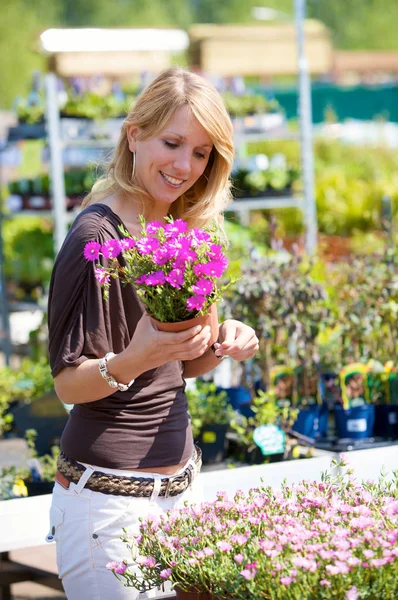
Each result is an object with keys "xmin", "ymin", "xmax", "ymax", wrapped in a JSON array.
[
  {"xmin": 83, "ymin": 216, "xmax": 230, "ymax": 323},
  {"xmin": 107, "ymin": 458, "xmax": 398, "ymax": 599}
]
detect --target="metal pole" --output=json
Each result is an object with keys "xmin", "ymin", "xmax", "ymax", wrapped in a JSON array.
[
  {"xmin": 0, "ymin": 146, "xmax": 11, "ymax": 365},
  {"xmin": 295, "ymin": 0, "xmax": 318, "ymax": 254},
  {"xmin": 44, "ymin": 73, "xmax": 67, "ymax": 254}
]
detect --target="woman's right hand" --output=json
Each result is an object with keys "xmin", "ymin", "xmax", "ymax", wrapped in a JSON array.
[{"xmin": 108, "ymin": 314, "xmax": 212, "ymax": 381}]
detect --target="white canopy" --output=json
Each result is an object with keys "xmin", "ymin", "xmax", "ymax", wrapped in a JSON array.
[{"xmin": 40, "ymin": 28, "xmax": 189, "ymax": 53}]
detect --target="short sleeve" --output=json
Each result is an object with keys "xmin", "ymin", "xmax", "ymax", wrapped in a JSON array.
[{"xmin": 47, "ymin": 205, "xmax": 138, "ymax": 378}]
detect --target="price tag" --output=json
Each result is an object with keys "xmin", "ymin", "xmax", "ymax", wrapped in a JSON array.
[
  {"xmin": 253, "ymin": 424, "xmax": 285, "ymax": 456},
  {"xmin": 347, "ymin": 419, "xmax": 367, "ymax": 433}
]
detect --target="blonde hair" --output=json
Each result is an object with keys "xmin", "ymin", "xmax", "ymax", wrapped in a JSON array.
[{"xmin": 82, "ymin": 67, "xmax": 234, "ymax": 229}]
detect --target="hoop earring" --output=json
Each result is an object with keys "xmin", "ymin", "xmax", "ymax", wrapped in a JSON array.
[{"xmin": 131, "ymin": 152, "xmax": 136, "ymax": 180}]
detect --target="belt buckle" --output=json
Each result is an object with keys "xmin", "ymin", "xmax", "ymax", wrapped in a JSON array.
[
  {"xmin": 186, "ymin": 462, "xmax": 195, "ymax": 488},
  {"xmin": 164, "ymin": 476, "xmax": 173, "ymax": 499}
]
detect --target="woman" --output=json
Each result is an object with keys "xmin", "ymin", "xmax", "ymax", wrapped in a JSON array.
[{"xmin": 47, "ymin": 67, "xmax": 259, "ymax": 599}]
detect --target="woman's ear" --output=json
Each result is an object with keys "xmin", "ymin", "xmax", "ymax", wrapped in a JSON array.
[{"xmin": 126, "ymin": 125, "xmax": 138, "ymax": 153}]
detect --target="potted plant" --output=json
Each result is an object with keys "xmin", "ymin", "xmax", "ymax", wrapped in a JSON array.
[
  {"xmin": 0, "ymin": 429, "xmax": 58, "ymax": 500},
  {"xmin": 5, "ymin": 358, "xmax": 67, "ymax": 455},
  {"xmin": 84, "ymin": 216, "xmax": 231, "ymax": 344},
  {"xmin": 107, "ymin": 458, "xmax": 398, "ymax": 599},
  {"xmin": 230, "ymin": 390, "xmax": 298, "ymax": 464},
  {"xmin": 186, "ymin": 381, "xmax": 234, "ymax": 464}
]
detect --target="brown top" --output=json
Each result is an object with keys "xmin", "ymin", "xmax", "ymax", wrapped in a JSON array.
[{"xmin": 47, "ymin": 203, "xmax": 193, "ymax": 469}]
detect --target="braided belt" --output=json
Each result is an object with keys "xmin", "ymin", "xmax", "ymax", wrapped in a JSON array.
[{"xmin": 56, "ymin": 448, "xmax": 202, "ymax": 498}]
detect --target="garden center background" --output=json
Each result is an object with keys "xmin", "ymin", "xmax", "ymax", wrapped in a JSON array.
[{"xmin": 0, "ymin": 1, "xmax": 397, "ymax": 598}]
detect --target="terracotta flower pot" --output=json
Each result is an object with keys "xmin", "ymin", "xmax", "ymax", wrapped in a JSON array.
[
  {"xmin": 175, "ymin": 588, "xmax": 217, "ymax": 600},
  {"xmin": 149, "ymin": 302, "xmax": 219, "ymax": 349}
]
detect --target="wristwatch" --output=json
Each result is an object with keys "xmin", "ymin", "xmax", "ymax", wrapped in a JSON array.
[{"xmin": 98, "ymin": 352, "xmax": 135, "ymax": 392}]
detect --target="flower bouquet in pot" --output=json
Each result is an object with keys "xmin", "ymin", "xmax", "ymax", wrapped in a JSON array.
[
  {"xmin": 107, "ymin": 459, "xmax": 398, "ymax": 599},
  {"xmin": 84, "ymin": 216, "xmax": 231, "ymax": 346}
]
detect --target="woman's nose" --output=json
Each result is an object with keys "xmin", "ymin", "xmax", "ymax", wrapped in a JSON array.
[{"xmin": 172, "ymin": 150, "xmax": 191, "ymax": 175}]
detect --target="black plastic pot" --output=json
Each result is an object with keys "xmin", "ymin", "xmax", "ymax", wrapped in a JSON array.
[
  {"xmin": 197, "ymin": 424, "xmax": 228, "ymax": 464},
  {"xmin": 25, "ymin": 480, "xmax": 54, "ymax": 497},
  {"xmin": 374, "ymin": 404, "xmax": 398, "ymax": 439},
  {"xmin": 9, "ymin": 390, "xmax": 69, "ymax": 455}
]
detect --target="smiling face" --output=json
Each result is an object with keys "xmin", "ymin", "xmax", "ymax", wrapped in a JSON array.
[{"xmin": 127, "ymin": 105, "xmax": 213, "ymax": 211}]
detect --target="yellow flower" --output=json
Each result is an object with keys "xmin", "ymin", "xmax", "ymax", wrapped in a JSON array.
[{"xmin": 12, "ymin": 479, "xmax": 28, "ymax": 497}]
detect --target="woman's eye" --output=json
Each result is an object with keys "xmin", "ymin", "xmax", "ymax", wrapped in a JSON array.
[
  {"xmin": 164, "ymin": 141, "xmax": 178, "ymax": 149},
  {"xmin": 195, "ymin": 152, "xmax": 206, "ymax": 159}
]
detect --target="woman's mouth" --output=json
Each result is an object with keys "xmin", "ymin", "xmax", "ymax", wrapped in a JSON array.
[{"xmin": 160, "ymin": 171, "xmax": 186, "ymax": 188}]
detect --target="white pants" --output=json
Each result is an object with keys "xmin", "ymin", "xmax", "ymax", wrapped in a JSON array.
[{"xmin": 46, "ymin": 458, "xmax": 203, "ymax": 600}]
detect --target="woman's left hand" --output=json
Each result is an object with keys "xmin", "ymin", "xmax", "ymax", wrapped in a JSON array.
[{"xmin": 214, "ymin": 320, "xmax": 259, "ymax": 361}]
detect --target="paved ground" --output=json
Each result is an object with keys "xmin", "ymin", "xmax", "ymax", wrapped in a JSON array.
[{"xmin": 7, "ymin": 545, "xmax": 66, "ymax": 599}]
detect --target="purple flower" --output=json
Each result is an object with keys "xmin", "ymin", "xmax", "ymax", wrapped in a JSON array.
[
  {"xmin": 101, "ymin": 239, "xmax": 121, "ymax": 259},
  {"xmin": 159, "ymin": 568, "xmax": 172, "ymax": 579},
  {"xmin": 119, "ymin": 238, "xmax": 136, "ymax": 251},
  {"xmin": 106, "ymin": 561, "xmax": 126, "ymax": 574},
  {"xmin": 190, "ymin": 228, "xmax": 211, "ymax": 245},
  {"xmin": 84, "ymin": 241, "xmax": 101, "ymax": 261},
  {"xmin": 146, "ymin": 221, "xmax": 163, "ymax": 235},
  {"xmin": 94, "ymin": 268, "xmax": 110, "ymax": 285},
  {"xmin": 136, "ymin": 237, "xmax": 160, "ymax": 255},
  {"xmin": 186, "ymin": 295, "xmax": 206, "ymax": 311},
  {"xmin": 164, "ymin": 219, "xmax": 188, "ymax": 238},
  {"xmin": 193, "ymin": 259, "xmax": 227, "ymax": 278},
  {"xmin": 173, "ymin": 250, "xmax": 197, "ymax": 268},
  {"xmin": 136, "ymin": 271, "xmax": 166, "ymax": 286},
  {"xmin": 166, "ymin": 268, "xmax": 184, "ymax": 289},
  {"xmin": 192, "ymin": 278, "xmax": 213, "ymax": 297},
  {"xmin": 152, "ymin": 247, "xmax": 171, "ymax": 266}
]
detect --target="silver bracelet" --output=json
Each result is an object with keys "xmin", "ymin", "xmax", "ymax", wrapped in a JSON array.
[{"xmin": 98, "ymin": 352, "xmax": 135, "ymax": 392}]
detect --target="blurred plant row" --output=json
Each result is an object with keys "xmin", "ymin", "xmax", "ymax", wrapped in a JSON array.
[{"xmin": 14, "ymin": 88, "xmax": 278, "ymax": 124}]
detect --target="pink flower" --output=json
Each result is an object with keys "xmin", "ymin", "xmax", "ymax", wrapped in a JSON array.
[
  {"xmin": 106, "ymin": 561, "xmax": 126, "ymax": 574},
  {"xmin": 101, "ymin": 239, "xmax": 121, "ymax": 259},
  {"xmin": 186, "ymin": 295, "xmax": 206, "ymax": 311},
  {"xmin": 234, "ymin": 554, "xmax": 244, "ymax": 564},
  {"xmin": 152, "ymin": 247, "xmax": 171, "ymax": 266},
  {"xmin": 84, "ymin": 241, "xmax": 101, "ymax": 261},
  {"xmin": 190, "ymin": 228, "xmax": 211, "ymax": 245},
  {"xmin": 119, "ymin": 238, "xmax": 136, "ymax": 251},
  {"xmin": 159, "ymin": 568, "xmax": 172, "ymax": 579},
  {"xmin": 146, "ymin": 221, "xmax": 163, "ymax": 235},
  {"xmin": 136, "ymin": 237, "xmax": 160, "ymax": 255},
  {"xmin": 193, "ymin": 260, "xmax": 227, "ymax": 278},
  {"xmin": 94, "ymin": 268, "xmax": 110, "ymax": 285},
  {"xmin": 192, "ymin": 278, "xmax": 213, "ymax": 297},
  {"xmin": 135, "ymin": 555, "xmax": 157, "ymax": 568},
  {"xmin": 216, "ymin": 541, "xmax": 232, "ymax": 552},
  {"xmin": 136, "ymin": 271, "xmax": 166, "ymax": 286},
  {"xmin": 240, "ymin": 569, "xmax": 256, "ymax": 581},
  {"xmin": 280, "ymin": 577, "xmax": 293, "ymax": 586},
  {"xmin": 345, "ymin": 586, "xmax": 359, "ymax": 600},
  {"xmin": 164, "ymin": 219, "xmax": 187, "ymax": 238},
  {"xmin": 166, "ymin": 268, "xmax": 184, "ymax": 289},
  {"xmin": 320, "ymin": 580, "xmax": 331, "ymax": 587}
]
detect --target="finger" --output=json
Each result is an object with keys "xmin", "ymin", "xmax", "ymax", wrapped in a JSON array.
[
  {"xmin": 221, "ymin": 328, "xmax": 253, "ymax": 354},
  {"xmin": 227, "ymin": 338, "xmax": 259, "ymax": 360},
  {"xmin": 158, "ymin": 324, "xmax": 204, "ymax": 345},
  {"xmin": 219, "ymin": 324, "xmax": 238, "ymax": 349},
  {"xmin": 168, "ymin": 326, "xmax": 212, "ymax": 358}
]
